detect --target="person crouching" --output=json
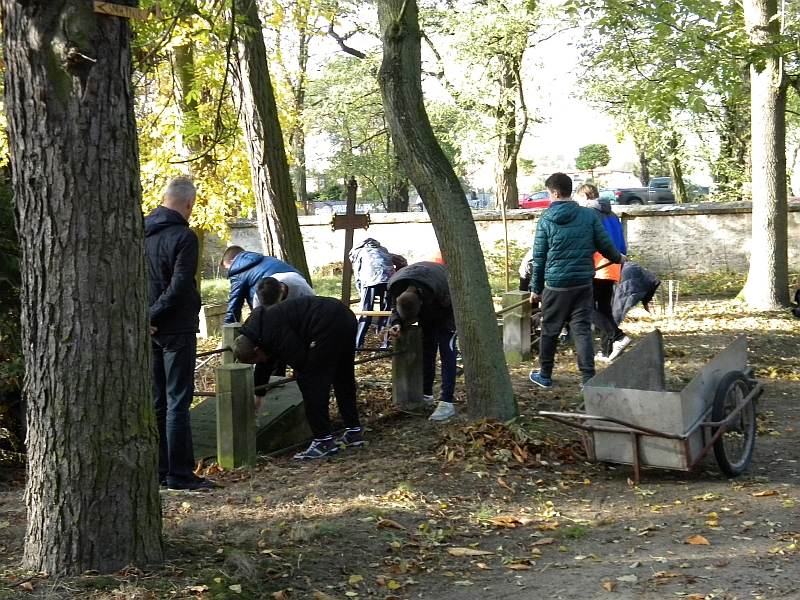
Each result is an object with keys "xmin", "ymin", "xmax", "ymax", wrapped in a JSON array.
[{"xmin": 232, "ymin": 296, "xmax": 363, "ymax": 460}]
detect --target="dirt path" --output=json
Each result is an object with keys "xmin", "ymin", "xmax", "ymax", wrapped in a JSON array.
[{"xmin": 0, "ymin": 299, "xmax": 798, "ymax": 600}]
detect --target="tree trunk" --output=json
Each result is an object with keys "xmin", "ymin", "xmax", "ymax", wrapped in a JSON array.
[
  {"xmin": 667, "ymin": 134, "xmax": 688, "ymax": 204},
  {"xmin": 292, "ymin": 129, "xmax": 310, "ymax": 214},
  {"xmin": 2, "ymin": 0, "xmax": 163, "ymax": 574},
  {"xmin": 741, "ymin": 0, "xmax": 789, "ymax": 308},
  {"xmin": 494, "ymin": 59, "xmax": 519, "ymax": 210},
  {"xmin": 231, "ymin": 0, "xmax": 310, "ymax": 281},
  {"xmin": 376, "ymin": 0, "xmax": 517, "ymax": 420},
  {"xmin": 635, "ymin": 144, "xmax": 650, "ymax": 186},
  {"xmin": 388, "ymin": 152, "xmax": 410, "ymax": 212}
]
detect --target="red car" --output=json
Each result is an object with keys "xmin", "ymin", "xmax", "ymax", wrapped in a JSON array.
[{"xmin": 519, "ymin": 190, "xmax": 551, "ymax": 209}]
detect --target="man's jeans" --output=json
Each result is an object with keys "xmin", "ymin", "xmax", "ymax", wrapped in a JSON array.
[
  {"xmin": 422, "ymin": 325, "xmax": 458, "ymax": 402},
  {"xmin": 152, "ymin": 332, "xmax": 197, "ymax": 484},
  {"xmin": 539, "ymin": 285, "xmax": 595, "ymax": 383}
]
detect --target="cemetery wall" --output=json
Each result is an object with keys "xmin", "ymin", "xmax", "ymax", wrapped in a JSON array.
[{"xmin": 206, "ymin": 202, "xmax": 800, "ymax": 277}]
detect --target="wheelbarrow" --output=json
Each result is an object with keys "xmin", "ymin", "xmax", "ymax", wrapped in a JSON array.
[{"xmin": 539, "ymin": 330, "xmax": 762, "ymax": 483}]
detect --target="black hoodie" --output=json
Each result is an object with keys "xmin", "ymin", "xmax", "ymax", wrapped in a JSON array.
[{"xmin": 144, "ymin": 205, "xmax": 201, "ymax": 334}]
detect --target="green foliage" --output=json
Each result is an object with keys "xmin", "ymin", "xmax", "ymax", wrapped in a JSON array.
[
  {"xmin": 134, "ymin": 1, "xmax": 255, "ymax": 235},
  {"xmin": 575, "ymin": 144, "xmax": 610, "ymax": 174}
]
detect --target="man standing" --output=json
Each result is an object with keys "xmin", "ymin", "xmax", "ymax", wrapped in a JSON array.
[
  {"xmin": 220, "ymin": 245, "xmax": 304, "ymax": 324},
  {"xmin": 529, "ymin": 173, "xmax": 623, "ymax": 389},
  {"xmin": 387, "ymin": 261, "xmax": 457, "ymax": 421},
  {"xmin": 145, "ymin": 177, "xmax": 215, "ymax": 490}
]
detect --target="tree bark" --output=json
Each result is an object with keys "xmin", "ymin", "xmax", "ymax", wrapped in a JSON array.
[
  {"xmin": 388, "ymin": 152, "xmax": 410, "ymax": 212},
  {"xmin": 231, "ymin": 0, "xmax": 310, "ymax": 281},
  {"xmin": 2, "ymin": 0, "xmax": 163, "ymax": 574},
  {"xmin": 741, "ymin": 0, "xmax": 789, "ymax": 308},
  {"xmin": 494, "ymin": 58, "xmax": 520, "ymax": 210},
  {"xmin": 667, "ymin": 134, "xmax": 688, "ymax": 204},
  {"xmin": 376, "ymin": 0, "xmax": 517, "ymax": 420}
]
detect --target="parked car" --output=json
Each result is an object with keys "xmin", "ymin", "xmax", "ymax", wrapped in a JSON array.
[
  {"xmin": 519, "ymin": 190, "xmax": 551, "ymax": 209},
  {"xmin": 611, "ymin": 177, "xmax": 676, "ymax": 205}
]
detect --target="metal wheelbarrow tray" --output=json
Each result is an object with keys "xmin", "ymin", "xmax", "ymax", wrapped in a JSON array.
[{"xmin": 540, "ymin": 330, "xmax": 763, "ymax": 483}]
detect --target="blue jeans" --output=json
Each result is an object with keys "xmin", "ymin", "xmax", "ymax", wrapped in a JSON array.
[
  {"xmin": 152, "ymin": 333, "xmax": 197, "ymax": 484},
  {"xmin": 422, "ymin": 325, "xmax": 457, "ymax": 403},
  {"xmin": 355, "ymin": 283, "xmax": 390, "ymax": 348}
]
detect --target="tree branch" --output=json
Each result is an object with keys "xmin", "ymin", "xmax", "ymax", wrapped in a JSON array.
[{"xmin": 328, "ymin": 24, "xmax": 367, "ymax": 59}]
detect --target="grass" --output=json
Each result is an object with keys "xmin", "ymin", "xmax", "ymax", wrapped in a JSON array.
[{"xmin": 201, "ymin": 268, "xmax": 760, "ymax": 307}]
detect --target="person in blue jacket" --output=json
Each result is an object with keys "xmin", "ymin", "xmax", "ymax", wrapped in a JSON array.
[{"xmin": 220, "ymin": 245, "xmax": 304, "ymax": 324}]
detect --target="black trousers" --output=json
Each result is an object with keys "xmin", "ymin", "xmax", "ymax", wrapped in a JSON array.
[
  {"xmin": 295, "ymin": 314, "xmax": 361, "ymax": 438},
  {"xmin": 152, "ymin": 332, "xmax": 197, "ymax": 484},
  {"xmin": 539, "ymin": 285, "xmax": 595, "ymax": 383},
  {"xmin": 592, "ymin": 279, "xmax": 625, "ymax": 356}
]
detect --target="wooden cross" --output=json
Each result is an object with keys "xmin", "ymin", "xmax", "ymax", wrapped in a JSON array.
[{"xmin": 332, "ymin": 177, "xmax": 370, "ymax": 305}]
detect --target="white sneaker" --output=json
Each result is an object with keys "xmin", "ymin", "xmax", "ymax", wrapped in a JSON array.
[
  {"xmin": 422, "ymin": 394, "xmax": 436, "ymax": 407},
  {"xmin": 607, "ymin": 336, "xmax": 632, "ymax": 361},
  {"xmin": 595, "ymin": 351, "xmax": 610, "ymax": 363},
  {"xmin": 429, "ymin": 401, "xmax": 456, "ymax": 421}
]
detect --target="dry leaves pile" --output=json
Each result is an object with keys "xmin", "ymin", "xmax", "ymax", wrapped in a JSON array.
[{"xmin": 436, "ymin": 420, "xmax": 585, "ymax": 466}]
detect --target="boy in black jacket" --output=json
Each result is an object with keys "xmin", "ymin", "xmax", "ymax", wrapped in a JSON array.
[{"xmin": 233, "ymin": 296, "xmax": 363, "ymax": 459}]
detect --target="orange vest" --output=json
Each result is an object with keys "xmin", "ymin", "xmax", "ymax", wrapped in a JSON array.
[{"xmin": 594, "ymin": 252, "xmax": 620, "ymax": 282}]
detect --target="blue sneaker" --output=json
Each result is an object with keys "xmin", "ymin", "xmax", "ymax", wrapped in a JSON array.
[
  {"xmin": 294, "ymin": 437, "xmax": 340, "ymax": 460},
  {"xmin": 529, "ymin": 371, "xmax": 553, "ymax": 389}
]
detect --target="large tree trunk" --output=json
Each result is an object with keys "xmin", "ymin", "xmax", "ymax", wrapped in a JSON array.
[
  {"xmin": 636, "ymin": 146, "xmax": 650, "ymax": 186},
  {"xmin": 741, "ymin": 0, "xmax": 789, "ymax": 308},
  {"xmin": 494, "ymin": 58, "xmax": 520, "ymax": 210},
  {"xmin": 232, "ymin": 0, "xmax": 310, "ymax": 281},
  {"xmin": 2, "ymin": 0, "xmax": 163, "ymax": 574},
  {"xmin": 388, "ymin": 152, "xmax": 410, "ymax": 212},
  {"xmin": 376, "ymin": 0, "xmax": 517, "ymax": 420}
]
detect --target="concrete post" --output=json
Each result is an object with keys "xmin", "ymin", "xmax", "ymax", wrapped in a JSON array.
[
  {"xmin": 222, "ymin": 323, "xmax": 241, "ymax": 364},
  {"xmin": 502, "ymin": 290, "xmax": 531, "ymax": 364},
  {"xmin": 216, "ymin": 363, "xmax": 256, "ymax": 469},
  {"xmin": 392, "ymin": 325, "xmax": 424, "ymax": 410},
  {"xmin": 199, "ymin": 303, "xmax": 228, "ymax": 338}
]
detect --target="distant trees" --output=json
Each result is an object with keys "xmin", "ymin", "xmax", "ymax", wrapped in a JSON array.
[{"xmin": 575, "ymin": 144, "xmax": 610, "ymax": 180}]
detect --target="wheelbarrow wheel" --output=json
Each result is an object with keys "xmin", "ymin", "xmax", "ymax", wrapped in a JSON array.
[{"xmin": 712, "ymin": 371, "xmax": 756, "ymax": 477}]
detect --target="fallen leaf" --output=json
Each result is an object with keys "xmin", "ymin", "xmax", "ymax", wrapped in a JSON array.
[
  {"xmin": 475, "ymin": 562, "xmax": 491, "ymax": 570},
  {"xmin": 685, "ymin": 595, "xmax": 706, "ymax": 600},
  {"xmin": 387, "ymin": 580, "xmax": 402, "ymax": 590},
  {"xmin": 453, "ymin": 580, "xmax": 474, "ymax": 586},
  {"xmin": 505, "ymin": 563, "xmax": 531, "ymax": 570},
  {"xmin": 616, "ymin": 574, "xmax": 638, "ymax": 583},
  {"xmin": 377, "ymin": 518, "xmax": 406, "ymax": 530},
  {"xmin": 349, "ymin": 574, "xmax": 364, "ymax": 585},
  {"xmin": 497, "ymin": 477, "xmax": 515, "ymax": 493},
  {"xmin": 532, "ymin": 537, "xmax": 555, "ymax": 546},
  {"xmin": 487, "ymin": 515, "xmax": 533, "ymax": 528},
  {"xmin": 272, "ymin": 591, "xmax": 290, "ymax": 600},
  {"xmin": 345, "ymin": 593, "xmax": 358, "ymax": 598},
  {"xmin": 313, "ymin": 592, "xmax": 337, "ymax": 600},
  {"xmin": 187, "ymin": 585, "xmax": 209, "ymax": 593},
  {"xmin": 601, "ymin": 581, "xmax": 617, "ymax": 592},
  {"xmin": 686, "ymin": 534, "xmax": 711, "ymax": 546},
  {"xmin": 20, "ymin": 582, "xmax": 34, "ymax": 593},
  {"xmin": 751, "ymin": 490, "xmax": 779, "ymax": 497},
  {"xmin": 0, "ymin": 521, "xmax": 9, "ymax": 529},
  {"xmin": 228, "ymin": 584, "xmax": 242, "ymax": 594},
  {"xmin": 447, "ymin": 547, "xmax": 493, "ymax": 557},
  {"xmin": 692, "ymin": 493, "xmax": 720, "ymax": 501},
  {"xmin": 653, "ymin": 571, "xmax": 681, "ymax": 579}
]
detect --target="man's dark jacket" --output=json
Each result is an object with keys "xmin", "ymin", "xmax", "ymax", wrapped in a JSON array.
[
  {"xmin": 240, "ymin": 296, "xmax": 356, "ymax": 373},
  {"xmin": 225, "ymin": 251, "xmax": 300, "ymax": 324},
  {"xmin": 387, "ymin": 261, "xmax": 455, "ymax": 330},
  {"xmin": 144, "ymin": 206, "xmax": 201, "ymax": 334},
  {"xmin": 531, "ymin": 201, "xmax": 622, "ymax": 294}
]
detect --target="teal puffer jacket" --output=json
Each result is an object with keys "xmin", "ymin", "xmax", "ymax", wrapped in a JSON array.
[{"xmin": 531, "ymin": 201, "xmax": 621, "ymax": 294}]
